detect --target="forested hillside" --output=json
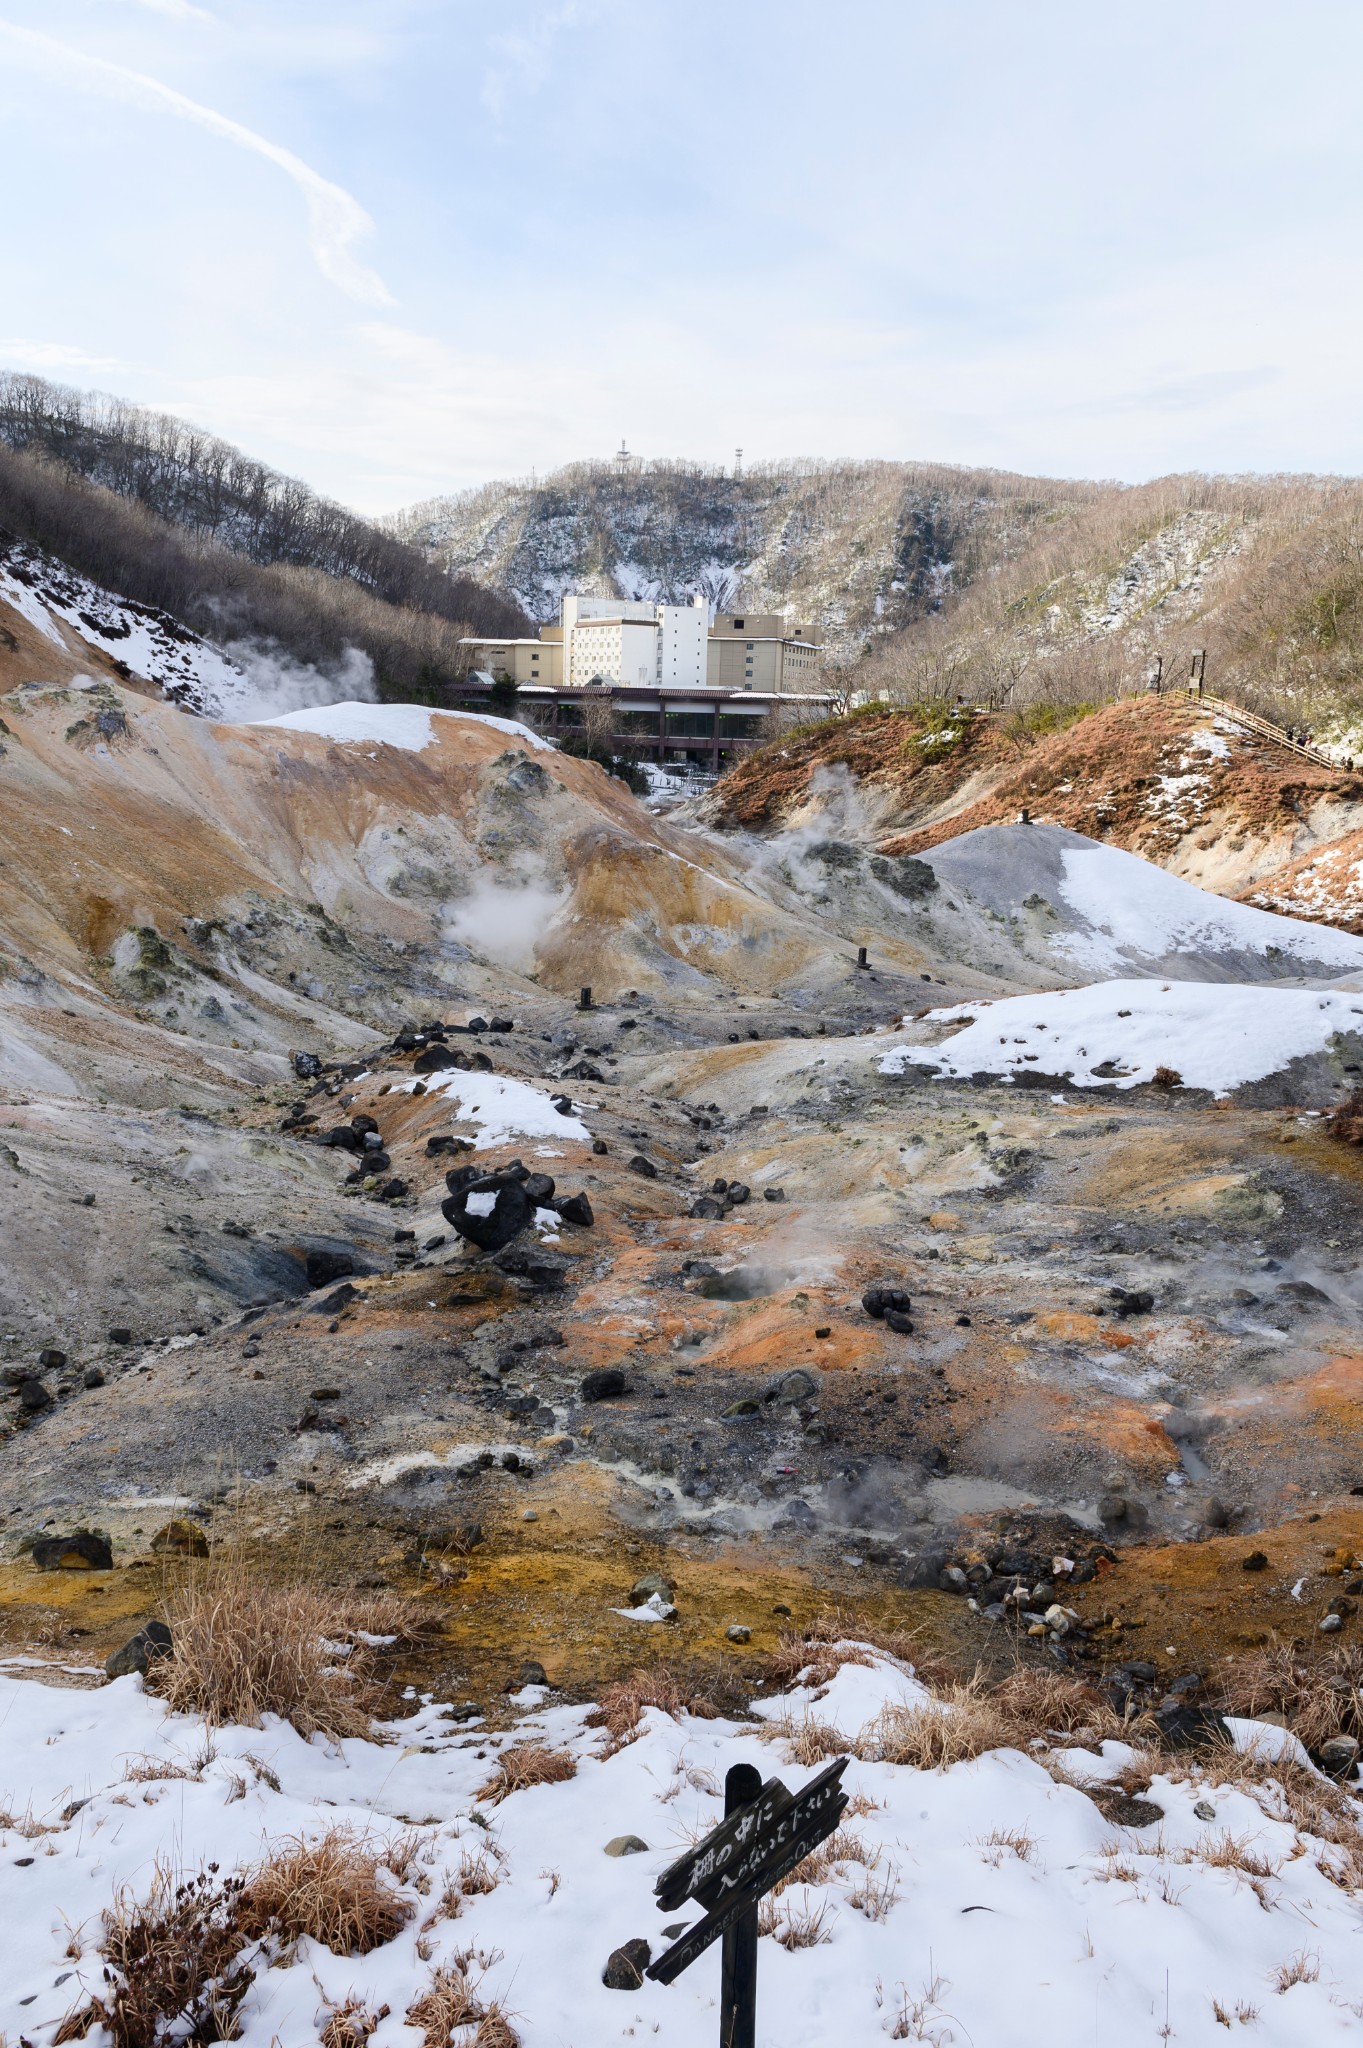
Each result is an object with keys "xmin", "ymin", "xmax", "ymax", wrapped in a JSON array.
[
  {"xmin": 395, "ymin": 456, "xmax": 1363, "ymax": 745},
  {"xmin": 389, "ymin": 458, "xmax": 1101, "ymax": 659},
  {"xmin": 857, "ymin": 471, "xmax": 1363, "ymax": 744},
  {"xmin": 0, "ymin": 375, "xmax": 527, "ymax": 701}
]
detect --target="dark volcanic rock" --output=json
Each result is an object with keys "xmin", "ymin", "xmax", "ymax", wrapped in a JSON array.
[
  {"xmin": 310, "ymin": 1282, "xmax": 358, "ymax": 1315},
  {"xmin": 32, "ymin": 1530, "xmax": 113, "ymax": 1571},
  {"xmin": 554, "ymin": 1192, "xmax": 594, "ymax": 1227},
  {"xmin": 413, "ymin": 1044, "xmax": 458, "ymax": 1072},
  {"xmin": 493, "ymin": 1243, "xmax": 570, "ymax": 1291},
  {"xmin": 602, "ymin": 1939, "xmax": 652, "ymax": 1989},
  {"xmin": 105, "ymin": 1619, "xmax": 173, "ymax": 1679},
  {"xmin": 862, "ymin": 1286, "xmax": 911, "ymax": 1319},
  {"xmin": 305, "ymin": 1249, "xmax": 355, "ymax": 1288},
  {"xmin": 581, "ymin": 1367, "xmax": 628, "ymax": 1402},
  {"xmin": 443, "ymin": 1176, "xmax": 532, "ymax": 1251}
]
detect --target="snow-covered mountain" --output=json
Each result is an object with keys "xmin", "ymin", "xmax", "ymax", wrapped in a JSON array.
[{"xmin": 387, "ymin": 460, "xmax": 1095, "ymax": 661}]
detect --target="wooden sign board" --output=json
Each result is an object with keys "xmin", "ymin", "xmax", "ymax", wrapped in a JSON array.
[{"xmin": 646, "ymin": 1757, "xmax": 849, "ymax": 2048}]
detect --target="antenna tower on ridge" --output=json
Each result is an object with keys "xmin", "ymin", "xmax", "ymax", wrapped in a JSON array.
[
  {"xmin": 734, "ymin": 447, "xmax": 743, "ymax": 477},
  {"xmin": 615, "ymin": 439, "xmax": 631, "ymax": 473}
]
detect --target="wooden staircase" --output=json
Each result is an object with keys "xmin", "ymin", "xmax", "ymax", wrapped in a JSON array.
[{"xmin": 1177, "ymin": 684, "xmax": 1340, "ymax": 771}]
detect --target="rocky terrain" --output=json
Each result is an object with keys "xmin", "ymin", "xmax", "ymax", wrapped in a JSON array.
[{"xmin": 4, "ymin": 538, "xmax": 1363, "ymax": 1725}]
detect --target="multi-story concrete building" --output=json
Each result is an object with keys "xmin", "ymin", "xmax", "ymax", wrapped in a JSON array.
[
  {"xmin": 462, "ymin": 594, "xmax": 818, "ymax": 695},
  {"xmin": 560, "ymin": 594, "xmax": 709, "ymax": 689},
  {"xmin": 706, "ymin": 612, "xmax": 819, "ymax": 692},
  {"xmin": 457, "ymin": 595, "xmax": 829, "ymax": 773}
]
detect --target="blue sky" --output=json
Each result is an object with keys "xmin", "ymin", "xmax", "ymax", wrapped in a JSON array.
[{"xmin": 1, "ymin": 1, "xmax": 1360, "ymax": 511}]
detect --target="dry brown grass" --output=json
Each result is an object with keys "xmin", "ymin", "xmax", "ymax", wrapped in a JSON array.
[
  {"xmin": 120, "ymin": 1744, "xmax": 214, "ymax": 1786},
  {"xmin": 991, "ymin": 1667, "xmax": 1126, "ymax": 1742},
  {"xmin": 406, "ymin": 1961, "xmax": 519, "ymax": 2048},
  {"xmin": 865, "ymin": 1683, "xmax": 1016, "ymax": 1770},
  {"xmin": 1273, "ymin": 1950, "xmax": 1320, "ymax": 1993},
  {"xmin": 53, "ymin": 1865, "xmax": 252, "ymax": 2048},
  {"xmin": 343, "ymin": 1592, "xmax": 447, "ymax": 1647},
  {"xmin": 975, "ymin": 1825, "xmax": 1035, "ymax": 1864},
  {"xmin": 585, "ymin": 1661, "xmax": 733, "ymax": 1747},
  {"xmin": 756, "ymin": 1713, "xmax": 849, "ymax": 1766},
  {"xmin": 848, "ymin": 1863, "xmax": 900, "ymax": 1922},
  {"xmin": 320, "ymin": 1996, "xmax": 390, "ymax": 2048},
  {"xmin": 475, "ymin": 1743, "xmax": 577, "ymax": 1806},
  {"xmin": 1094, "ymin": 1733, "xmax": 1363, "ymax": 1894},
  {"xmin": 756, "ymin": 1893, "xmax": 835, "ymax": 1949},
  {"xmin": 1218, "ymin": 1639, "xmax": 1363, "ymax": 1749},
  {"xmin": 763, "ymin": 1629, "xmax": 875, "ymax": 1692},
  {"xmin": 236, "ymin": 1828, "xmax": 412, "ymax": 1955},
  {"xmin": 426, "ymin": 1842, "xmax": 503, "ymax": 1924},
  {"xmin": 1190, "ymin": 1830, "xmax": 1279, "ymax": 1880},
  {"xmin": 152, "ymin": 1577, "xmax": 382, "ymax": 1740}
]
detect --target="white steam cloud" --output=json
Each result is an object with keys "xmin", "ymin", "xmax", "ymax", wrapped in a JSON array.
[
  {"xmin": 215, "ymin": 639, "xmax": 378, "ymax": 722},
  {"xmin": 442, "ymin": 875, "xmax": 568, "ymax": 970}
]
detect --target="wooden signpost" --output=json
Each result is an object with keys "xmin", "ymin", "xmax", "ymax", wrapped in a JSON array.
[{"xmin": 647, "ymin": 1755, "xmax": 849, "ymax": 2048}]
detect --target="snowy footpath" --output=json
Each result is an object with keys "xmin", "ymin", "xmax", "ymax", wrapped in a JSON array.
[{"xmin": 2, "ymin": 1650, "xmax": 1361, "ymax": 2045}]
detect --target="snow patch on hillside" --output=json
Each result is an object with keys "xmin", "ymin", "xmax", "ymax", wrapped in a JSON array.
[
  {"xmin": 401, "ymin": 1068, "xmax": 589, "ymax": 1146},
  {"xmin": 0, "ymin": 535, "xmax": 248, "ymax": 707},
  {"xmin": 880, "ymin": 979, "xmax": 1363, "ymax": 1092},
  {"xmin": 251, "ymin": 701, "xmax": 554, "ymax": 753},
  {"xmin": 1055, "ymin": 845, "xmax": 1363, "ymax": 975}
]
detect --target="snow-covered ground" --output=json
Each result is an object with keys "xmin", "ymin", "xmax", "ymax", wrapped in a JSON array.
[
  {"xmin": 1, "ymin": 1650, "xmax": 1360, "ymax": 2047},
  {"xmin": 1052, "ymin": 843, "xmax": 1363, "ymax": 977},
  {"xmin": 918, "ymin": 824, "xmax": 1363, "ymax": 983},
  {"xmin": 252, "ymin": 702, "xmax": 554, "ymax": 753},
  {"xmin": 880, "ymin": 980, "xmax": 1363, "ymax": 1093},
  {"xmin": 399, "ymin": 1070, "xmax": 590, "ymax": 1148}
]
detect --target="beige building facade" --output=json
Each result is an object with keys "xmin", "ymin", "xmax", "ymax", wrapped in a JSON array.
[
  {"xmin": 463, "ymin": 595, "xmax": 820, "ymax": 692},
  {"xmin": 706, "ymin": 612, "xmax": 820, "ymax": 692}
]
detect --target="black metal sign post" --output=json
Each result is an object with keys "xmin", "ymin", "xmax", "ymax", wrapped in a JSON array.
[
  {"xmin": 647, "ymin": 1756, "xmax": 849, "ymax": 2048},
  {"xmin": 719, "ymin": 1764, "xmax": 760, "ymax": 2048}
]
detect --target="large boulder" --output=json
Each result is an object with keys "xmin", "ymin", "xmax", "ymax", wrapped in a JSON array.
[
  {"xmin": 32, "ymin": 1529, "xmax": 113, "ymax": 1571},
  {"xmin": 442, "ymin": 1174, "xmax": 531, "ymax": 1251}
]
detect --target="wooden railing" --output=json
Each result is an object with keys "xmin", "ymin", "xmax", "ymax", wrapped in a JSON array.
[{"xmin": 1177, "ymin": 685, "xmax": 1340, "ymax": 770}]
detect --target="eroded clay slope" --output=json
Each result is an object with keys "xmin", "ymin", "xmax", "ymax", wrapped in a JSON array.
[{"xmin": 709, "ymin": 697, "xmax": 1363, "ymax": 911}]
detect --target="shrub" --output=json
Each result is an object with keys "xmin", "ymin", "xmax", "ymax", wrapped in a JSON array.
[
  {"xmin": 320, "ymin": 1997, "xmax": 390, "ymax": 2048},
  {"xmin": 1219, "ymin": 1638, "xmax": 1363, "ymax": 1747},
  {"xmin": 585, "ymin": 1660, "xmax": 748, "ymax": 1746},
  {"xmin": 406, "ymin": 1963, "xmax": 518, "ymax": 2048},
  {"xmin": 866, "ymin": 1683, "xmax": 1016, "ymax": 1770},
  {"xmin": 54, "ymin": 1865, "xmax": 252, "ymax": 2047},
  {"xmin": 1327, "ymin": 1089, "xmax": 1363, "ymax": 1146},
  {"xmin": 152, "ymin": 1577, "xmax": 380, "ymax": 1740},
  {"xmin": 237, "ymin": 1828, "xmax": 412, "ymax": 1955},
  {"xmin": 476, "ymin": 1743, "xmax": 577, "ymax": 1805}
]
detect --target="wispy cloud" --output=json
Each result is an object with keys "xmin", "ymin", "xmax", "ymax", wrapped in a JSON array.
[
  {"xmin": 0, "ymin": 22, "xmax": 392, "ymax": 305},
  {"xmin": 124, "ymin": 0, "xmax": 216, "ymax": 20},
  {"xmin": 481, "ymin": 3, "xmax": 593, "ymax": 119},
  {"xmin": 0, "ymin": 339, "xmax": 131, "ymax": 378}
]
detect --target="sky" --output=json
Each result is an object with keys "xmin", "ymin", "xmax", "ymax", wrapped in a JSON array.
[{"xmin": 1, "ymin": 0, "xmax": 1362, "ymax": 514}]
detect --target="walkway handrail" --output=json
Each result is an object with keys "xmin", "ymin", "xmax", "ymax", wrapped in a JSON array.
[{"xmin": 1176, "ymin": 685, "xmax": 1338, "ymax": 770}]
